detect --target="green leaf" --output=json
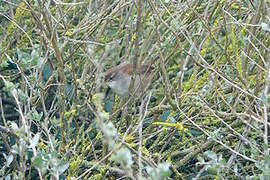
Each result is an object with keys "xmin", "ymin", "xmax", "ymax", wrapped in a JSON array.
[
  {"xmin": 9, "ymin": 122, "xmax": 19, "ymax": 132},
  {"xmin": 105, "ymin": 99, "xmax": 113, "ymax": 112},
  {"xmin": 42, "ymin": 64, "xmax": 53, "ymax": 83},
  {"xmin": 29, "ymin": 133, "xmax": 40, "ymax": 149},
  {"xmin": 146, "ymin": 163, "xmax": 171, "ymax": 180},
  {"xmin": 160, "ymin": 110, "xmax": 170, "ymax": 121},
  {"xmin": 58, "ymin": 162, "xmax": 69, "ymax": 175},
  {"xmin": 164, "ymin": 0, "xmax": 170, "ymax": 3},
  {"xmin": 0, "ymin": 60, "xmax": 9, "ymax": 68},
  {"xmin": 207, "ymin": 166, "xmax": 217, "ymax": 175},
  {"xmin": 110, "ymin": 148, "xmax": 133, "ymax": 168},
  {"xmin": 30, "ymin": 48, "xmax": 39, "ymax": 67},
  {"xmin": 17, "ymin": 89, "xmax": 27, "ymax": 103},
  {"xmin": 3, "ymin": 154, "xmax": 13, "ymax": 167},
  {"xmin": 31, "ymin": 110, "xmax": 43, "ymax": 121},
  {"xmin": 3, "ymin": 81, "xmax": 15, "ymax": 93},
  {"xmin": 156, "ymin": 163, "xmax": 171, "ymax": 178},
  {"xmin": 4, "ymin": 174, "xmax": 11, "ymax": 180},
  {"xmin": 261, "ymin": 94, "xmax": 268, "ymax": 105},
  {"xmin": 204, "ymin": 151, "xmax": 217, "ymax": 161},
  {"xmin": 261, "ymin": 22, "xmax": 269, "ymax": 32},
  {"xmin": 32, "ymin": 154, "xmax": 47, "ymax": 169},
  {"xmin": 197, "ymin": 155, "xmax": 205, "ymax": 163}
]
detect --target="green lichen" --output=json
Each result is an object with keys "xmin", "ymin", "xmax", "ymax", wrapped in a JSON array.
[
  {"xmin": 182, "ymin": 74, "xmax": 195, "ymax": 93},
  {"xmin": 69, "ymin": 155, "xmax": 83, "ymax": 176},
  {"xmin": 17, "ymin": 33, "xmax": 31, "ymax": 49},
  {"xmin": 1, "ymin": 2, "xmax": 35, "ymax": 63},
  {"xmin": 196, "ymin": 73, "xmax": 209, "ymax": 90}
]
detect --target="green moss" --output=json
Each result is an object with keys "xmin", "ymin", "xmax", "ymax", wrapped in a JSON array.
[
  {"xmin": 14, "ymin": 3, "xmax": 31, "ymax": 20},
  {"xmin": 6, "ymin": 22, "xmax": 16, "ymax": 36},
  {"xmin": 17, "ymin": 34, "xmax": 31, "ymax": 49},
  {"xmin": 1, "ymin": 1, "xmax": 35, "ymax": 62},
  {"xmin": 203, "ymin": 117, "xmax": 219, "ymax": 126},
  {"xmin": 231, "ymin": 2, "xmax": 240, "ymax": 10},
  {"xmin": 69, "ymin": 155, "xmax": 83, "ymax": 176},
  {"xmin": 50, "ymin": 6, "xmax": 57, "ymax": 14},
  {"xmin": 194, "ymin": 72, "xmax": 209, "ymax": 91},
  {"xmin": 182, "ymin": 74, "xmax": 195, "ymax": 93},
  {"xmin": 218, "ymin": 56, "xmax": 227, "ymax": 66},
  {"xmin": 248, "ymin": 74, "xmax": 259, "ymax": 88}
]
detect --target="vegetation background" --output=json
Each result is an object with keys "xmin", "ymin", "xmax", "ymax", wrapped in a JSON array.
[{"xmin": 0, "ymin": 0, "xmax": 270, "ymax": 179}]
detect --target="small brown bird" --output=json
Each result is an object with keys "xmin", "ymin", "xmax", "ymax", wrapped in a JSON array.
[{"xmin": 104, "ymin": 62, "xmax": 154, "ymax": 96}]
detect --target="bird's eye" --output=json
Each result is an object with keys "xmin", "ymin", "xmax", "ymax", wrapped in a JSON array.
[
  {"xmin": 109, "ymin": 76, "xmax": 114, "ymax": 82},
  {"xmin": 105, "ymin": 74, "xmax": 114, "ymax": 82},
  {"xmin": 107, "ymin": 73, "xmax": 117, "ymax": 82}
]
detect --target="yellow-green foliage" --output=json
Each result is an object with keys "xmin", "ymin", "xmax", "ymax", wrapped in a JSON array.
[
  {"xmin": 123, "ymin": 134, "xmax": 136, "ymax": 148},
  {"xmin": 69, "ymin": 155, "xmax": 83, "ymax": 176},
  {"xmin": 231, "ymin": 2, "xmax": 240, "ymax": 10},
  {"xmin": 182, "ymin": 74, "xmax": 195, "ymax": 93},
  {"xmin": 7, "ymin": 2, "xmax": 32, "ymax": 39},
  {"xmin": 65, "ymin": 29, "xmax": 73, "ymax": 37},
  {"xmin": 181, "ymin": 71, "xmax": 209, "ymax": 100},
  {"xmin": 200, "ymin": 37, "xmax": 210, "ymax": 58},
  {"xmin": 248, "ymin": 74, "xmax": 259, "ymax": 89},
  {"xmin": 17, "ymin": 33, "xmax": 31, "ymax": 49},
  {"xmin": 1, "ymin": 1, "xmax": 269, "ymax": 179},
  {"xmin": 202, "ymin": 117, "xmax": 219, "ymax": 127},
  {"xmin": 231, "ymin": 23, "xmax": 243, "ymax": 80},
  {"xmin": 64, "ymin": 109, "xmax": 77, "ymax": 119},
  {"xmin": 142, "ymin": 142, "xmax": 150, "ymax": 157},
  {"xmin": 90, "ymin": 169, "xmax": 106, "ymax": 180},
  {"xmin": 37, "ymin": 141, "xmax": 49, "ymax": 152},
  {"xmin": 212, "ymin": 17, "xmax": 222, "ymax": 35},
  {"xmin": 152, "ymin": 122, "xmax": 186, "ymax": 135},
  {"xmin": 2, "ymin": 2, "xmax": 34, "ymax": 62},
  {"xmin": 68, "ymin": 131, "xmax": 92, "ymax": 176},
  {"xmin": 194, "ymin": 72, "xmax": 209, "ymax": 91}
]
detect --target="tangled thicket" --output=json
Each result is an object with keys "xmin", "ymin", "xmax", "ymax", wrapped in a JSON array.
[{"xmin": 0, "ymin": 0, "xmax": 270, "ymax": 179}]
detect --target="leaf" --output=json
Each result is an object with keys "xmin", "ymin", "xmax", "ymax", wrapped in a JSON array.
[
  {"xmin": 261, "ymin": 94, "xmax": 267, "ymax": 105},
  {"xmin": 146, "ymin": 163, "xmax": 171, "ymax": 180},
  {"xmin": 3, "ymin": 153, "xmax": 14, "ymax": 167},
  {"xmin": 156, "ymin": 163, "xmax": 171, "ymax": 178},
  {"xmin": 58, "ymin": 162, "xmax": 69, "ymax": 175},
  {"xmin": 207, "ymin": 166, "xmax": 217, "ymax": 175},
  {"xmin": 4, "ymin": 175, "xmax": 11, "ymax": 180},
  {"xmin": 17, "ymin": 89, "xmax": 27, "ymax": 103},
  {"xmin": 42, "ymin": 64, "xmax": 53, "ymax": 83},
  {"xmin": 197, "ymin": 156, "xmax": 205, "ymax": 163},
  {"xmin": 160, "ymin": 110, "xmax": 170, "ymax": 121},
  {"xmin": 29, "ymin": 133, "xmax": 40, "ymax": 149},
  {"xmin": 0, "ymin": 60, "xmax": 9, "ymax": 68},
  {"xmin": 204, "ymin": 151, "xmax": 217, "ymax": 161},
  {"xmin": 264, "ymin": 155, "xmax": 270, "ymax": 166},
  {"xmin": 32, "ymin": 154, "xmax": 46, "ymax": 169},
  {"xmin": 9, "ymin": 122, "xmax": 19, "ymax": 132},
  {"xmin": 6, "ymin": 154, "xmax": 14, "ymax": 167},
  {"xmin": 234, "ymin": 164, "xmax": 238, "ymax": 174},
  {"xmin": 3, "ymin": 80, "xmax": 15, "ymax": 93},
  {"xmin": 105, "ymin": 99, "xmax": 113, "ymax": 112},
  {"xmin": 261, "ymin": 22, "xmax": 269, "ymax": 32},
  {"xmin": 110, "ymin": 148, "xmax": 133, "ymax": 168},
  {"xmin": 31, "ymin": 110, "xmax": 43, "ymax": 121},
  {"xmin": 30, "ymin": 48, "xmax": 39, "ymax": 67}
]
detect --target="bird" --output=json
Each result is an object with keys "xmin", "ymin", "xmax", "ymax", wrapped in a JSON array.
[{"xmin": 104, "ymin": 62, "xmax": 154, "ymax": 96}]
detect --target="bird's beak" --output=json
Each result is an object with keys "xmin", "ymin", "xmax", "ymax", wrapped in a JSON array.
[
  {"xmin": 105, "ymin": 81, "xmax": 114, "ymax": 88},
  {"xmin": 105, "ymin": 85, "xmax": 111, "ymax": 97}
]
